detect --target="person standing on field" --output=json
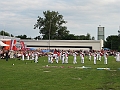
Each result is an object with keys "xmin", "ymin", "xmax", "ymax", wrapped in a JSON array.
[
  {"xmin": 116, "ymin": 52, "xmax": 120, "ymax": 61},
  {"xmin": 62, "ymin": 52, "xmax": 65, "ymax": 64},
  {"xmin": 81, "ymin": 52, "xmax": 85, "ymax": 64},
  {"xmin": 65, "ymin": 51, "xmax": 69, "ymax": 64},
  {"xmin": 55, "ymin": 52, "xmax": 59, "ymax": 63},
  {"xmin": 93, "ymin": 52, "xmax": 97, "ymax": 65},
  {"xmin": 99, "ymin": 51, "xmax": 103, "ymax": 61},
  {"xmin": 73, "ymin": 51, "xmax": 77, "ymax": 64},
  {"xmin": 5, "ymin": 50, "xmax": 9, "ymax": 61},
  {"xmin": 88, "ymin": 52, "xmax": 92, "ymax": 61},
  {"xmin": 50, "ymin": 53, "xmax": 54, "ymax": 63},
  {"xmin": 48, "ymin": 53, "xmax": 51, "ymax": 63},
  {"xmin": 34, "ymin": 52, "xmax": 38, "ymax": 63},
  {"xmin": 104, "ymin": 52, "xmax": 108, "ymax": 65},
  {"xmin": 22, "ymin": 51, "xmax": 25, "ymax": 61}
]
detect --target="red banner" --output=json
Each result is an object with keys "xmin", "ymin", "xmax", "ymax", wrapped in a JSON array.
[
  {"xmin": 20, "ymin": 41, "xmax": 25, "ymax": 50},
  {"xmin": 10, "ymin": 40, "xmax": 17, "ymax": 50}
]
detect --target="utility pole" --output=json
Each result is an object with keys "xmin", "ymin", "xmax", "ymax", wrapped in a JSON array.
[{"xmin": 48, "ymin": 15, "xmax": 55, "ymax": 52}]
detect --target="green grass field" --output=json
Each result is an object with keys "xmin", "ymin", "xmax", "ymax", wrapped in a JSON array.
[{"xmin": 0, "ymin": 56, "xmax": 120, "ymax": 90}]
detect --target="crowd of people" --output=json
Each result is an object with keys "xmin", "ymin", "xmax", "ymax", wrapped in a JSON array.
[{"xmin": 0, "ymin": 48, "xmax": 119, "ymax": 65}]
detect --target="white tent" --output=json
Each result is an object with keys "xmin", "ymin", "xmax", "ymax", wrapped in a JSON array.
[{"xmin": 0, "ymin": 41, "xmax": 9, "ymax": 46}]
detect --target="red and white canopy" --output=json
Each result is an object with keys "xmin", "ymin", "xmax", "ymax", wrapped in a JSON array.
[{"xmin": 0, "ymin": 41, "xmax": 9, "ymax": 46}]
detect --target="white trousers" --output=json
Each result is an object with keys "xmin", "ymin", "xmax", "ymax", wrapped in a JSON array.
[
  {"xmin": 73, "ymin": 57, "xmax": 77, "ymax": 64},
  {"xmin": 104, "ymin": 58, "xmax": 107, "ymax": 64},
  {"xmin": 94, "ymin": 57, "xmax": 96, "ymax": 64}
]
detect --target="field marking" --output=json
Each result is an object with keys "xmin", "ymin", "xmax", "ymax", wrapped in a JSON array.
[
  {"xmin": 42, "ymin": 65, "xmax": 120, "ymax": 71},
  {"xmin": 75, "ymin": 66, "xmax": 91, "ymax": 69},
  {"xmin": 43, "ymin": 71, "xmax": 51, "ymax": 72},
  {"xmin": 72, "ymin": 77, "xmax": 82, "ymax": 80},
  {"xmin": 97, "ymin": 68, "xmax": 110, "ymax": 70},
  {"xmin": 109, "ymin": 70, "xmax": 116, "ymax": 71}
]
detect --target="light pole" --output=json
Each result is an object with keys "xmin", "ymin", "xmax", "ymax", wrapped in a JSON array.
[
  {"xmin": 48, "ymin": 20, "xmax": 51, "ymax": 52},
  {"xmin": 48, "ymin": 20, "xmax": 51, "ymax": 51},
  {"xmin": 48, "ymin": 16, "xmax": 55, "ymax": 52}
]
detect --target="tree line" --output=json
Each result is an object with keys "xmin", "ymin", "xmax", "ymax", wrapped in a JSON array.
[{"xmin": 0, "ymin": 30, "xmax": 94, "ymax": 40}]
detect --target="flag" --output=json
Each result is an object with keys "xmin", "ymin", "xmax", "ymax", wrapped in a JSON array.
[
  {"xmin": 20, "ymin": 41, "xmax": 25, "ymax": 50},
  {"xmin": 10, "ymin": 40, "xmax": 16, "ymax": 50}
]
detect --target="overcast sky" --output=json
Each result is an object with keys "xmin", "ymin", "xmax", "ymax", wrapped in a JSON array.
[{"xmin": 0, "ymin": 0, "xmax": 120, "ymax": 40}]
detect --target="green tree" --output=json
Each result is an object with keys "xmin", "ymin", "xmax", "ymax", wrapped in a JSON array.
[
  {"xmin": 34, "ymin": 10, "xmax": 69, "ymax": 40},
  {"xmin": 91, "ymin": 36, "xmax": 95, "ymax": 40},
  {"xmin": 0, "ymin": 30, "xmax": 10, "ymax": 36},
  {"xmin": 10, "ymin": 34, "xmax": 14, "ymax": 37},
  {"xmin": 16, "ymin": 35, "xmax": 27, "ymax": 39},
  {"xmin": 104, "ymin": 35, "xmax": 119, "ymax": 50},
  {"xmin": 0, "ymin": 30, "xmax": 14, "ymax": 37},
  {"xmin": 63, "ymin": 34, "xmax": 76, "ymax": 40},
  {"xmin": 86, "ymin": 33, "xmax": 91, "ymax": 40}
]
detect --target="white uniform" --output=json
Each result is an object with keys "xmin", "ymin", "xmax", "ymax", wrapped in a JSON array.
[
  {"xmin": 88, "ymin": 52, "xmax": 92, "ymax": 61},
  {"xmin": 26, "ymin": 53, "xmax": 30, "ymax": 60},
  {"xmin": 116, "ymin": 52, "xmax": 120, "ymax": 61},
  {"xmin": 56, "ymin": 56, "xmax": 59, "ymax": 63},
  {"xmin": 104, "ymin": 53, "xmax": 108, "ymax": 65},
  {"xmin": 22, "ymin": 53, "xmax": 25, "ymax": 60},
  {"xmin": 56, "ymin": 53, "xmax": 59, "ymax": 63},
  {"xmin": 48, "ymin": 54, "xmax": 51, "ymax": 63},
  {"xmin": 97, "ymin": 52, "xmax": 99, "ymax": 60},
  {"xmin": 34, "ymin": 53, "xmax": 38, "ymax": 63},
  {"xmin": 81, "ymin": 53, "xmax": 84, "ymax": 64},
  {"xmin": 50, "ymin": 54, "xmax": 53, "ymax": 63},
  {"xmin": 59, "ymin": 52, "xmax": 62, "ymax": 60},
  {"xmin": 93, "ymin": 53, "xmax": 97, "ymax": 64},
  {"xmin": 65, "ymin": 52, "xmax": 68, "ymax": 63},
  {"xmin": 99, "ymin": 52, "xmax": 102, "ymax": 61},
  {"xmin": 80, "ymin": 53, "xmax": 82, "ymax": 62},
  {"xmin": 62, "ymin": 53, "xmax": 65, "ymax": 64},
  {"xmin": 31, "ymin": 53, "xmax": 35, "ymax": 60},
  {"xmin": 73, "ymin": 52, "xmax": 77, "ymax": 64}
]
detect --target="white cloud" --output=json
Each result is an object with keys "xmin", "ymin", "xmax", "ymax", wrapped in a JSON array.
[{"xmin": 0, "ymin": 0, "xmax": 120, "ymax": 39}]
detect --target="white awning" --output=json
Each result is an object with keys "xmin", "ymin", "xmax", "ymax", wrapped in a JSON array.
[{"xmin": 0, "ymin": 41, "xmax": 9, "ymax": 46}]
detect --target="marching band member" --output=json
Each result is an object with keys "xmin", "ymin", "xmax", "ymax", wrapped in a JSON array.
[
  {"xmin": 104, "ymin": 52, "xmax": 108, "ymax": 65},
  {"xmin": 59, "ymin": 51, "xmax": 62, "ymax": 60},
  {"xmin": 31, "ymin": 52, "xmax": 35, "ymax": 60},
  {"xmin": 26, "ymin": 52, "xmax": 30, "ymax": 60},
  {"xmin": 80, "ymin": 52, "xmax": 82, "ymax": 63},
  {"xmin": 73, "ymin": 51, "xmax": 77, "ymax": 64},
  {"xmin": 21, "ymin": 51, "xmax": 25, "ymax": 61},
  {"xmin": 88, "ymin": 52, "xmax": 92, "ymax": 61},
  {"xmin": 93, "ymin": 52, "xmax": 97, "ymax": 65},
  {"xmin": 50, "ymin": 53, "xmax": 54, "ymax": 63},
  {"xmin": 56, "ymin": 52, "xmax": 59, "ymax": 63},
  {"xmin": 34, "ymin": 52, "xmax": 38, "ymax": 63},
  {"xmin": 62, "ymin": 52, "xmax": 65, "ymax": 64},
  {"xmin": 116, "ymin": 52, "xmax": 120, "ymax": 61},
  {"xmin": 99, "ymin": 51, "xmax": 103, "ymax": 61},
  {"xmin": 48, "ymin": 52, "xmax": 51, "ymax": 63},
  {"xmin": 81, "ymin": 52, "xmax": 85, "ymax": 64},
  {"xmin": 96, "ymin": 51, "xmax": 99, "ymax": 60},
  {"xmin": 65, "ymin": 51, "xmax": 69, "ymax": 63}
]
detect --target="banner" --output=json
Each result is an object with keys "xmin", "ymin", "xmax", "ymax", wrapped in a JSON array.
[
  {"xmin": 20, "ymin": 41, "xmax": 25, "ymax": 50},
  {"xmin": 10, "ymin": 40, "xmax": 17, "ymax": 50}
]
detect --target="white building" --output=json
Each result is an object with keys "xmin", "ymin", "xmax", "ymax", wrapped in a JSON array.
[{"xmin": 22, "ymin": 39, "xmax": 103, "ymax": 50}]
